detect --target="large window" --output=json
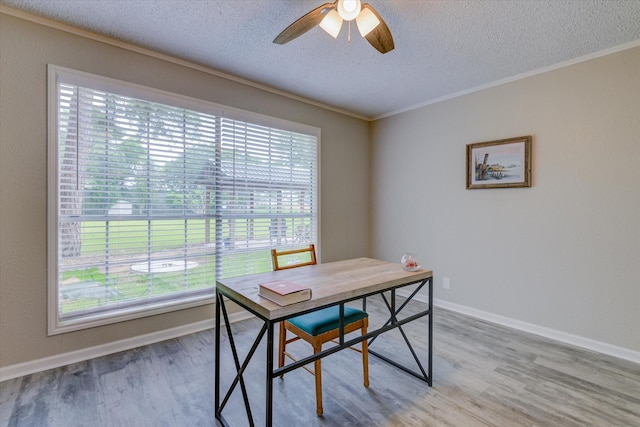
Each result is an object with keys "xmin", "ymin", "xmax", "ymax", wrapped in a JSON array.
[{"xmin": 48, "ymin": 66, "xmax": 319, "ymax": 334}]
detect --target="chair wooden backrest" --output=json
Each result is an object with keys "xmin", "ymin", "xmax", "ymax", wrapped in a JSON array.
[{"xmin": 271, "ymin": 244, "xmax": 317, "ymax": 271}]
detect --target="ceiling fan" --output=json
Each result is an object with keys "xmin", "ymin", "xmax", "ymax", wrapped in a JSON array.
[{"xmin": 273, "ymin": 0, "xmax": 394, "ymax": 54}]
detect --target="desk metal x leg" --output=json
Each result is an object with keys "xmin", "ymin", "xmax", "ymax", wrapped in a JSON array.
[
  {"xmin": 216, "ymin": 294, "xmax": 267, "ymax": 426},
  {"xmin": 367, "ymin": 279, "xmax": 432, "ymax": 384}
]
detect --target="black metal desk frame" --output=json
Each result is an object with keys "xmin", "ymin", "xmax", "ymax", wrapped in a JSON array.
[{"xmin": 215, "ymin": 275, "xmax": 433, "ymax": 426}]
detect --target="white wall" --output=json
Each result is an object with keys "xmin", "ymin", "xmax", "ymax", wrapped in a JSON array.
[
  {"xmin": 371, "ymin": 47, "xmax": 640, "ymax": 355},
  {"xmin": 0, "ymin": 12, "xmax": 370, "ymax": 370}
]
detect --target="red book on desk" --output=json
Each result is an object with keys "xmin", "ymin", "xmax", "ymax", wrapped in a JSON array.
[{"xmin": 259, "ymin": 280, "xmax": 312, "ymax": 306}]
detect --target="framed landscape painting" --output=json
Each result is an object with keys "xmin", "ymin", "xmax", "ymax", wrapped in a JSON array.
[{"xmin": 466, "ymin": 136, "xmax": 532, "ymax": 189}]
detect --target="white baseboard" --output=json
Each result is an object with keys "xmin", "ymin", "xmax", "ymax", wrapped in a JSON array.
[
  {"xmin": 398, "ymin": 290, "xmax": 639, "ymax": 365},
  {"xmin": 0, "ymin": 310, "xmax": 253, "ymax": 382},
  {"xmin": 3, "ymin": 296, "xmax": 638, "ymax": 382}
]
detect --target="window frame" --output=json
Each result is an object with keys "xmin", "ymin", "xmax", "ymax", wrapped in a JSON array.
[{"xmin": 47, "ymin": 65, "xmax": 321, "ymax": 335}]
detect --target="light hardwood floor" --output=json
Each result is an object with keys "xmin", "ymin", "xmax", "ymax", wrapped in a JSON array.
[{"xmin": 1, "ymin": 298, "xmax": 639, "ymax": 426}]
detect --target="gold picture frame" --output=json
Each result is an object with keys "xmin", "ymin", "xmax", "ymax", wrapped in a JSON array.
[{"xmin": 466, "ymin": 136, "xmax": 532, "ymax": 189}]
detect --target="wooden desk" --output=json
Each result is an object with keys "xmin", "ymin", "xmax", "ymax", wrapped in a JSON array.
[{"xmin": 215, "ymin": 257, "xmax": 433, "ymax": 426}]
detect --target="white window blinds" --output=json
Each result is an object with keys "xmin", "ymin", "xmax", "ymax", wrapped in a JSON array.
[
  {"xmin": 217, "ymin": 119, "xmax": 318, "ymax": 278},
  {"xmin": 49, "ymin": 66, "xmax": 319, "ymax": 333}
]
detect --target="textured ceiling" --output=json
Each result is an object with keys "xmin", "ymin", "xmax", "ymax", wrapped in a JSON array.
[{"xmin": 2, "ymin": 0, "xmax": 640, "ymax": 119}]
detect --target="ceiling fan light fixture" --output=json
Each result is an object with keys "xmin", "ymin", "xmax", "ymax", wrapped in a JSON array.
[
  {"xmin": 319, "ymin": 9, "xmax": 343, "ymax": 38},
  {"xmin": 273, "ymin": 1, "xmax": 394, "ymax": 54},
  {"xmin": 356, "ymin": 7, "xmax": 380, "ymax": 37},
  {"xmin": 337, "ymin": 0, "xmax": 361, "ymax": 21}
]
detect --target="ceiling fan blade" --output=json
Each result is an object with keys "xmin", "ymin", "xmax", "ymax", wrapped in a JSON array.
[
  {"xmin": 273, "ymin": 3, "xmax": 336, "ymax": 45},
  {"xmin": 362, "ymin": 4, "xmax": 394, "ymax": 54}
]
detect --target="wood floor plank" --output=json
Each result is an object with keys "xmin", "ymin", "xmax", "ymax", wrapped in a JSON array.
[{"xmin": 1, "ymin": 298, "xmax": 639, "ymax": 426}]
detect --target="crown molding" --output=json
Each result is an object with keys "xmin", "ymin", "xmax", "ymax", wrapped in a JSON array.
[{"xmin": 0, "ymin": 6, "xmax": 369, "ymax": 121}]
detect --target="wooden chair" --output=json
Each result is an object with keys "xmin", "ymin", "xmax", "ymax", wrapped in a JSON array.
[{"xmin": 272, "ymin": 244, "xmax": 369, "ymax": 416}]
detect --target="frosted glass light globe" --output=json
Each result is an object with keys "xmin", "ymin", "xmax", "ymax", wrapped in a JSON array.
[{"xmin": 337, "ymin": 0, "xmax": 361, "ymax": 21}]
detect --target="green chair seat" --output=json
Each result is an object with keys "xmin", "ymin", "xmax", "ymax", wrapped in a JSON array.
[{"xmin": 288, "ymin": 306, "xmax": 368, "ymax": 336}]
